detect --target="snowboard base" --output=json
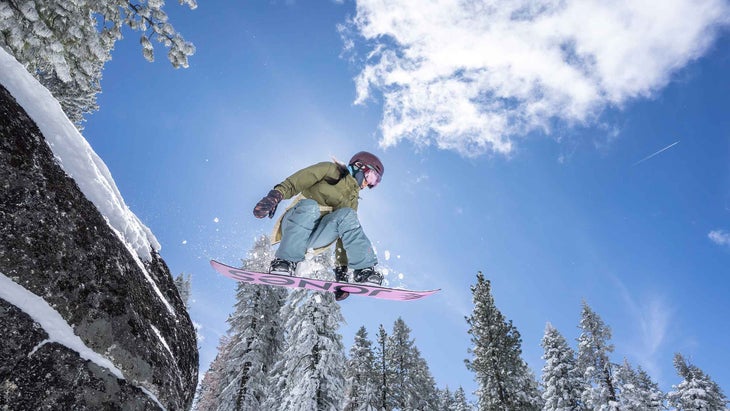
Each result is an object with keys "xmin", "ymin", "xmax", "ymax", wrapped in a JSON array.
[{"xmin": 210, "ymin": 260, "xmax": 439, "ymax": 301}]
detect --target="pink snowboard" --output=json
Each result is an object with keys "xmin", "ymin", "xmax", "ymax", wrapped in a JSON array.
[{"xmin": 210, "ymin": 260, "xmax": 440, "ymax": 301}]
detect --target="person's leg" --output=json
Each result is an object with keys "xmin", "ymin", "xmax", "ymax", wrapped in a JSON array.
[
  {"xmin": 308, "ymin": 207, "xmax": 377, "ymax": 270},
  {"xmin": 275, "ymin": 199, "xmax": 321, "ymax": 262}
]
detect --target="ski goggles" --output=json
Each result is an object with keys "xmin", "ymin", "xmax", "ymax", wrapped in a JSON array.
[{"xmin": 363, "ymin": 165, "xmax": 382, "ymax": 189}]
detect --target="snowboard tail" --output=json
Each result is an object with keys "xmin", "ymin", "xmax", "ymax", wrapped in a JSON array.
[{"xmin": 210, "ymin": 260, "xmax": 439, "ymax": 301}]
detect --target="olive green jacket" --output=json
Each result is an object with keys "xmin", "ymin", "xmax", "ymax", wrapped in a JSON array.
[{"xmin": 270, "ymin": 161, "xmax": 360, "ymax": 266}]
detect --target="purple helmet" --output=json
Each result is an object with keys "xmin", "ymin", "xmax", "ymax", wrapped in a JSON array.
[{"xmin": 349, "ymin": 151, "xmax": 384, "ymax": 177}]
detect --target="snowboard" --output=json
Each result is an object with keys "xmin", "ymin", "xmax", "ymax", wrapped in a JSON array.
[{"xmin": 210, "ymin": 260, "xmax": 440, "ymax": 301}]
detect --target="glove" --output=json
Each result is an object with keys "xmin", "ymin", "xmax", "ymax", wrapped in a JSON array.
[{"xmin": 253, "ymin": 189, "xmax": 283, "ymax": 219}]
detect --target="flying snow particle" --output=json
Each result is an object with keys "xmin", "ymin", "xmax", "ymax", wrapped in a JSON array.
[
  {"xmin": 182, "ymin": 240, "xmax": 187, "ymax": 245},
  {"xmin": 213, "ymin": 217, "xmax": 219, "ymax": 223},
  {"xmin": 384, "ymin": 250, "xmax": 391, "ymax": 261},
  {"xmin": 398, "ymin": 273, "xmax": 404, "ymax": 280}
]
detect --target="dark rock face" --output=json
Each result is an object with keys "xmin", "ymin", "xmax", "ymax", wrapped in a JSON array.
[{"xmin": 0, "ymin": 85, "xmax": 198, "ymax": 410}]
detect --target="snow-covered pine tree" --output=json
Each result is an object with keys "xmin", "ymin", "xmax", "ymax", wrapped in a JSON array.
[
  {"xmin": 667, "ymin": 353, "xmax": 728, "ymax": 411},
  {"xmin": 174, "ymin": 273, "xmax": 192, "ymax": 308},
  {"xmin": 613, "ymin": 359, "xmax": 665, "ymax": 411},
  {"xmin": 194, "ymin": 335, "xmax": 233, "ymax": 411},
  {"xmin": 540, "ymin": 322, "xmax": 584, "ymax": 411},
  {"xmin": 576, "ymin": 302, "xmax": 619, "ymax": 411},
  {"xmin": 214, "ymin": 236, "xmax": 288, "ymax": 410},
  {"xmin": 634, "ymin": 366, "xmax": 666, "ymax": 410},
  {"xmin": 264, "ymin": 252, "xmax": 347, "ymax": 411},
  {"xmin": 373, "ymin": 324, "xmax": 392, "ymax": 410},
  {"xmin": 438, "ymin": 387, "xmax": 456, "ymax": 410},
  {"xmin": 0, "ymin": 0, "xmax": 196, "ymax": 125},
  {"xmin": 453, "ymin": 387, "xmax": 473, "ymax": 411},
  {"xmin": 410, "ymin": 347, "xmax": 439, "ymax": 410},
  {"xmin": 387, "ymin": 317, "xmax": 421, "ymax": 409},
  {"xmin": 344, "ymin": 326, "xmax": 379, "ymax": 411},
  {"xmin": 465, "ymin": 272, "xmax": 543, "ymax": 411}
]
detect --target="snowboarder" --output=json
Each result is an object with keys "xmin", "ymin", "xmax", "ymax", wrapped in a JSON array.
[{"xmin": 253, "ymin": 151, "xmax": 384, "ymax": 301}]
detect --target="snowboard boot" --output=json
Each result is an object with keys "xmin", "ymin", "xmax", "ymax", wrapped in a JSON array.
[
  {"xmin": 353, "ymin": 267, "xmax": 383, "ymax": 286},
  {"xmin": 269, "ymin": 258, "xmax": 297, "ymax": 275},
  {"xmin": 333, "ymin": 266, "xmax": 350, "ymax": 301}
]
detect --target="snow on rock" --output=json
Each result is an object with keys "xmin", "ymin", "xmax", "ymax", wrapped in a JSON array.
[
  {"xmin": 151, "ymin": 324, "xmax": 175, "ymax": 359},
  {"xmin": 0, "ymin": 272, "xmax": 168, "ymax": 410},
  {"xmin": 0, "ymin": 47, "xmax": 159, "ymax": 261},
  {"xmin": 0, "ymin": 272, "xmax": 125, "ymax": 380}
]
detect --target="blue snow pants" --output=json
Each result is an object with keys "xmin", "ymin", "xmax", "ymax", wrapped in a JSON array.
[{"xmin": 275, "ymin": 199, "xmax": 377, "ymax": 270}]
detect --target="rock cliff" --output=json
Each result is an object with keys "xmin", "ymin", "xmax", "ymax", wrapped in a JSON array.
[{"xmin": 0, "ymin": 81, "xmax": 198, "ymax": 409}]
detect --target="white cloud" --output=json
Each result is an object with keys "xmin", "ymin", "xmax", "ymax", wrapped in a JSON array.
[
  {"xmin": 346, "ymin": 0, "xmax": 730, "ymax": 156},
  {"xmin": 708, "ymin": 229, "xmax": 730, "ymax": 246}
]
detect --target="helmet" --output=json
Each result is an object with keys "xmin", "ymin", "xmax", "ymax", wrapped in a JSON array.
[{"xmin": 349, "ymin": 151, "xmax": 384, "ymax": 177}]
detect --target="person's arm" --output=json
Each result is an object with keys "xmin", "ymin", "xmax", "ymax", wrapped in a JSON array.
[
  {"xmin": 274, "ymin": 162, "xmax": 340, "ymax": 199},
  {"xmin": 254, "ymin": 161, "xmax": 339, "ymax": 219}
]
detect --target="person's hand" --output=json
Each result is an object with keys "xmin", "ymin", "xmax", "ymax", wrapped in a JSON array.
[{"xmin": 253, "ymin": 189, "xmax": 283, "ymax": 219}]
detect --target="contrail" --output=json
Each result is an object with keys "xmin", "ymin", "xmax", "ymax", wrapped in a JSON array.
[{"xmin": 633, "ymin": 141, "xmax": 680, "ymax": 166}]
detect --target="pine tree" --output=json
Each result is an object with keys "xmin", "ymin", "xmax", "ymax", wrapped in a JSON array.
[
  {"xmin": 453, "ymin": 387, "xmax": 473, "ymax": 411},
  {"xmin": 194, "ymin": 335, "xmax": 233, "ymax": 411},
  {"xmin": 576, "ymin": 302, "xmax": 619, "ymax": 411},
  {"xmin": 613, "ymin": 359, "xmax": 665, "ymax": 411},
  {"xmin": 174, "ymin": 272, "xmax": 192, "ymax": 308},
  {"xmin": 0, "ymin": 0, "xmax": 196, "ymax": 125},
  {"xmin": 667, "ymin": 353, "xmax": 728, "ymax": 411},
  {"xmin": 344, "ymin": 326, "xmax": 379, "ymax": 411},
  {"xmin": 438, "ymin": 387, "xmax": 473, "ymax": 411},
  {"xmin": 438, "ymin": 387, "xmax": 456, "ymax": 410},
  {"xmin": 382, "ymin": 318, "xmax": 434, "ymax": 410},
  {"xmin": 635, "ymin": 366, "xmax": 666, "ymax": 410},
  {"xmin": 387, "ymin": 317, "xmax": 419, "ymax": 409},
  {"xmin": 373, "ymin": 324, "xmax": 392, "ymax": 410},
  {"xmin": 465, "ymin": 272, "xmax": 543, "ymax": 411},
  {"xmin": 265, "ymin": 252, "xmax": 347, "ymax": 411},
  {"xmin": 540, "ymin": 323, "xmax": 584, "ymax": 411},
  {"xmin": 409, "ymin": 347, "xmax": 439, "ymax": 410},
  {"xmin": 215, "ymin": 236, "xmax": 287, "ymax": 410}
]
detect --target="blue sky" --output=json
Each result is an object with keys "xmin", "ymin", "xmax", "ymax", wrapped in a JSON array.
[{"xmin": 83, "ymin": 0, "xmax": 729, "ymax": 398}]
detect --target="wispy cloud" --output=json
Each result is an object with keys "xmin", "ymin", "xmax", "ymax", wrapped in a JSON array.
[
  {"xmin": 612, "ymin": 277, "xmax": 672, "ymax": 382},
  {"xmin": 708, "ymin": 229, "xmax": 730, "ymax": 246},
  {"xmin": 344, "ymin": 0, "xmax": 729, "ymax": 157},
  {"xmin": 634, "ymin": 297, "xmax": 672, "ymax": 384}
]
